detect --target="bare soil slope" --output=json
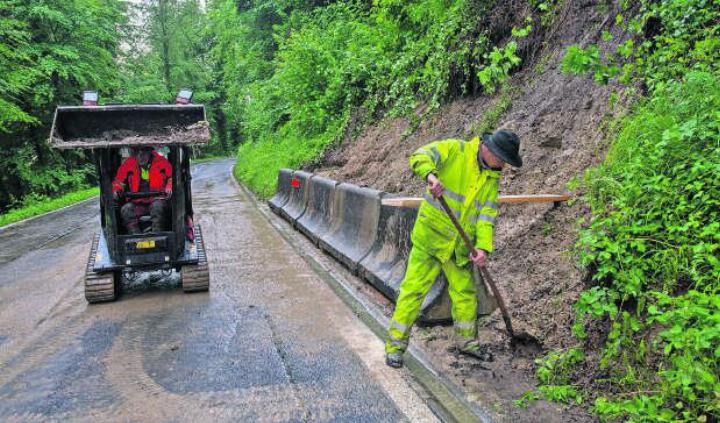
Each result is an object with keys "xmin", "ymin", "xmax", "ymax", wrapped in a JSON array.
[{"xmin": 313, "ymin": 0, "xmax": 628, "ymax": 414}]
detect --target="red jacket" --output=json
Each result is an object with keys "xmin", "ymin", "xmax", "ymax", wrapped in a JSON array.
[{"xmin": 112, "ymin": 151, "xmax": 172, "ymax": 203}]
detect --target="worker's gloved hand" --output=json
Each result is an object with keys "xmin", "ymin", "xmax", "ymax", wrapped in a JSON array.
[
  {"xmin": 470, "ymin": 249, "xmax": 487, "ymax": 268},
  {"xmin": 165, "ymin": 187, "xmax": 172, "ymax": 199},
  {"xmin": 112, "ymin": 190, "xmax": 122, "ymax": 202},
  {"xmin": 427, "ymin": 174, "xmax": 445, "ymax": 198}
]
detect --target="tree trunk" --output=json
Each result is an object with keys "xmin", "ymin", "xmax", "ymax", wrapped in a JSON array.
[{"xmin": 158, "ymin": 0, "xmax": 172, "ymax": 96}]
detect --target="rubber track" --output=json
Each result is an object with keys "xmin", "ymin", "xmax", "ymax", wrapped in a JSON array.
[
  {"xmin": 182, "ymin": 225, "xmax": 209, "ymax": 292},
  {"xmin": 84, "ymin": 233, "xmax": 116, "ymax": 303}
]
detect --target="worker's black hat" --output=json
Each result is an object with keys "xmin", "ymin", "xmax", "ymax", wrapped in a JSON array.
[{"xmin": 481, "ymin": 130, "xmax": 522, "ymax": 167}]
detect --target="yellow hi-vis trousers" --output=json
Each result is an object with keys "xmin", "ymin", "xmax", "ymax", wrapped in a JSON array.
[{"xmin": 385, "ymin": 246, "xmax": 477, "ymax": 354}]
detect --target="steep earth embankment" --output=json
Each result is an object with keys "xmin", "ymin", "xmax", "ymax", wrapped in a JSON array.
[{"xmin": 314, "ymin": 0, "xmax": 628, "ymax": 385}]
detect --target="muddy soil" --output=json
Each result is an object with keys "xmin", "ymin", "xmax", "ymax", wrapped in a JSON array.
[
  {"xmin": 57, "ymin": 123, "xmax": 210, "ymax": 149},
  {"xmin": 315, "ymin": 0, "xmax": 631, "ymax": 418}
]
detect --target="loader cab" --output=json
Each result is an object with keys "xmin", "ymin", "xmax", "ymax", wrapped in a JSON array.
[
  {"xmin": 111, "ymin": 146, "xmax": 172, "ymax": 235},
  {"xmin": 96, "ymin": 144, "xmax": 194, "ymax": 267},
  {"xmin": 49, "ymin": 97, "xmax": 211, "ymax": 302}
]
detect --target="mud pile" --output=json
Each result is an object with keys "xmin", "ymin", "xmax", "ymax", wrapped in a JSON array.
[
  {"xmin": 50, "ymin": 105, "xmax": 209, "ymax": 149},
  {"xmin": 65, "ymin": 123, "xmax": 210, "ymax": 148}
]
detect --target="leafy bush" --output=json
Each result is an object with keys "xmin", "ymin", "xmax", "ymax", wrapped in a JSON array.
[
  {"xmin": 561, "ymin": 0, "xmax": 719, "ymax": 88},
  {"xmin": 542, "ymin": 2, "xmax": 720, "ymax": 419},
  {"xmin": 477, "ymin": 42, "xmax": 521, "ymax": 94},
  {"xmin": 235, "ymin": 116, "xmax": 346, "ymax": 197},
  {"xmin": 544, "ymin": 71, "xmax": 720, "ymax": 422},
  {"xmin": 582, "ymin": 72, "xmax": 719, "ymax": 421}
]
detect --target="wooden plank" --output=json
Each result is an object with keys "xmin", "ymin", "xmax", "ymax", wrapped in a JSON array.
[
  {"xmin": 382, "ymin": 193, "xmax": 571, "ymax": 208},
  {"xmin": 497, "ymin": 193, "xmax": 571, "ymax": 204},
  {"xmin": 381, "ymin": 198, "xmax": 425, "ymax": 208}
]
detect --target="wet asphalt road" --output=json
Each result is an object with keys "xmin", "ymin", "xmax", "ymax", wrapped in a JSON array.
[{"xmin": 0, "ymin": 159, "xmax": 436, "ymax": 422}]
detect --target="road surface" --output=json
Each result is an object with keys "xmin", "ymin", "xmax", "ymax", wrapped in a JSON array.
[{"xmin": 0, "ymin": 159, "xmax": 437, "ymax": 422}]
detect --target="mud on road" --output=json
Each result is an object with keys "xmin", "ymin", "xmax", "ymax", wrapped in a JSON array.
[{"xmin": 0, "ymin": 159, "xmax": 436, "ymax": 422}]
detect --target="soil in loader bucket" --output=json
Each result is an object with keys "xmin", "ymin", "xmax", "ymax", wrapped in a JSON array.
[{"xmin": 49, "ymin": 104, "xmax": 209, "ymax": 149}]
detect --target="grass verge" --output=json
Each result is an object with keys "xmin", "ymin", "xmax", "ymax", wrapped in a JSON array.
[
  {"xmin": 0, "ymin": 187, "xmax": 99, "ymax": 228},
  {"xmin": 234, "ymin": 120, "xmax": 344, "ymax": 199}
]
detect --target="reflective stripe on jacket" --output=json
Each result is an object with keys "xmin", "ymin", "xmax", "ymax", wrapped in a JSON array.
[
  {"xmin": 409, "ymin": 137, "xmax": 500, "ymax": 266},
  {"xmin": 112, "ymin": 151, "xmax": 172, "ymax": 203}
]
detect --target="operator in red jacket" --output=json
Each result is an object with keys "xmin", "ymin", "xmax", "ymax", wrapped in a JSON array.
[{"xmin": 112, "ymin": 146, "xmax": 173, "ymax": 234}]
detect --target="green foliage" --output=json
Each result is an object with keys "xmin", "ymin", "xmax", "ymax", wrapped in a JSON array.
[
  {"xmin": 543, "ymin": 72, "xmax": 720, "ymax": 422},
  {"xmin": 224, "ymin": 0, "xmax": 611, "ymax": 194},
  {"xmin": 539, "ymin": 384, "xmax": 583, "ymax": 405},
  {"xmin": 0, "ymin": 0, "xmax": 124, "ymax": 132},
  {"xmin": 114, "ymin": 1, "xmax": 213, "ymax": 104},
  {"xmin": 580, "ymin": 72, "xmax": 720, "ymax": 292},
  {"xmin": 477, "ymin": 42, "xmax": 521, "ymax": 94},
  {"xmin": 533, "ymin": 347, "xmax": 585, "ymax": 405},
  {"xmin": 513, "ymin": 390, "xmax": 540, "ymax": 409},
  {"xmin": 0, "ymin": 0, "xmax": 124, "ymax": 210},
  {"xmin": 222, "ymin": 0, "xmax": 516, "ymax": 194},
  {"xmin": 593, "ymin": 395, "xmax": 677, "ymax": 423},
  {"xmin": 560, "ymin": 45, "xmax": 620, "ymax": 85},
  {"xmin": 112, "ymin": 1, "xmax": 225, "ymax": 154},
  {"xmin": 544, "ymin": 3, "xmax": 720, "ymax": 420},
  {"xmin": 235, "ymin": 114, "xmax": 347, "ymax": 198},
  {"xmin": 0, "ymin": 187, "xmax": 98, "ymax": 228},
  {"xmin": 530, "ymin": 0, "xmax": 564, "ymax": 27},
  {"xmin": 536, "ymin": 347, "xmax": 585, "ymax": 385},
  {"xmin": 561, "ymin": 45, "xmax": 599, "ymax": 75},
  {"xmin": 561, "ymin": 0, "xmax": 719, "ymax": 88}
]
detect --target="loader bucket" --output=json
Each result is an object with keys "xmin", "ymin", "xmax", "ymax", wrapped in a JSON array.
[{"xmin": 49, "ymin": 104, "xmax": 209, "ymax": 149}]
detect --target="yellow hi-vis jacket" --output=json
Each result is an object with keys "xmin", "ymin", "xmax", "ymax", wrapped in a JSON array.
[{"xmin": 409, "ymin": 136, "xmax": 500, "ymax": 267}]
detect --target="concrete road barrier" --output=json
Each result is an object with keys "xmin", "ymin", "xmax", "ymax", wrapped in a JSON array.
[
  {"xmin": 278, "ymin": 170, "xmax": 312, "ymax": 224},
  {"xmin": 357, "ymin": 204, "xmax": 417, "ymax": 299},
  {"xmin": 319, "ymin": 184, "xmax": 381, "ymax": 273},
  {"xmin": 268, "ymin": 168, "xmax": 294, "ymax": 214},
  {"xmin": 357, "ymin": 203, "xmax": 449, "ymax": 322},
  {"xmin": 296, "ymin": 175, "xmax": 339, "ymax": 245},
  {"xmin": 270, "ymin": 169, "xmax": 496, "ymax": 322}
]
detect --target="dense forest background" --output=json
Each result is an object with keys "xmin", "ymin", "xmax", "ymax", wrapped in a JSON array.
[
  {"xmin": 1, "ymin": 1, "xmax": 718, "ymax": 420},
  {"xmin": 0, "ymin": 0, "xmax": 540, "ymax": 209}
]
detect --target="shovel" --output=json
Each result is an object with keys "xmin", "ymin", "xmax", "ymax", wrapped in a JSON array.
[{"xmin": 436, "ymin": 195, "xmax": 541, "ymax": 348}]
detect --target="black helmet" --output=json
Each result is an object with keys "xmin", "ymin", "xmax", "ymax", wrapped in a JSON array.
[{"xmin": 481, "ymin": 130, "xmax": 522, "ymax": 167}]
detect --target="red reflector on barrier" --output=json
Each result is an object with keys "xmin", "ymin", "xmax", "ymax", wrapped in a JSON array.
[{"xmin": 291, "ymin": 178, "xmax": 300, "ymax": 188}]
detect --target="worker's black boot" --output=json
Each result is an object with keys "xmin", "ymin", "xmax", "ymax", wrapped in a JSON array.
[
  {"xmin": 385, "ymin": 351, "xmax": 404, "ymax": 368},
  {"xmin": 458, "ymin": 340, "xmax": 493, "ymax": 362}
]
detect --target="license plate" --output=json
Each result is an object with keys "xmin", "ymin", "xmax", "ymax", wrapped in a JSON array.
[{"xmin": 136, "ymin": 240, "xmax": 156, "ymax": 249}]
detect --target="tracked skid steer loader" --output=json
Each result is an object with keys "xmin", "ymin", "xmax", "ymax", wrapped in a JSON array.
[{"xmin": 49, "ymin": 97, "xmax": 211, "ymax": 303}]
